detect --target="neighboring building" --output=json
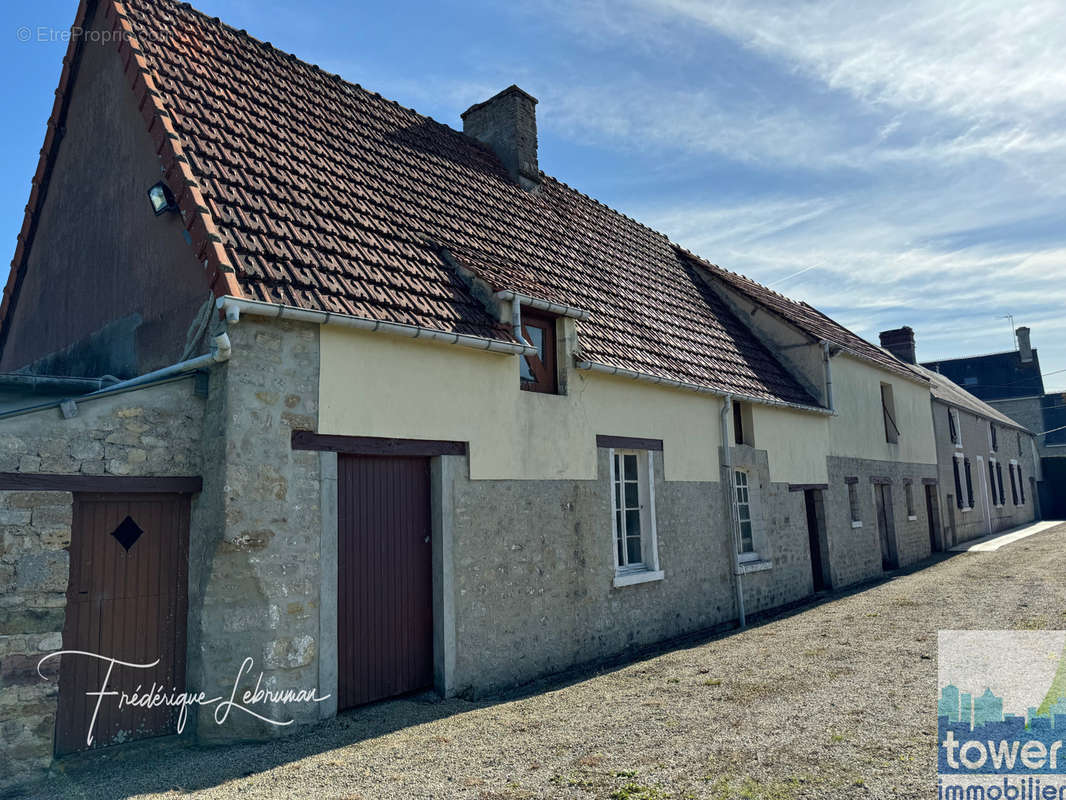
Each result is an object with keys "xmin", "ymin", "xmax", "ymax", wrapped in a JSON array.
[
  {"xmin": 0, "ymin": 0, "xmax": 942, "ymax": 786},
  {"xmin": 880, "ymin": 327, "xmax": 1040, "ymax": 544},
  {"xmin": 921, "ymin": 326, "xmax": 1065, "ymax": 519}
]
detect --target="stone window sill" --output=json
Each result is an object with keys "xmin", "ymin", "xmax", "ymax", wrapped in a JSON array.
[
  {"xmin": 907, "ymin": 515, "xmax": 918, "ymax": 521},
  {"xmin": 613, "ymin": 569, "xmax": 665, "ymax": 588},
  {"xmin": 851, "ymin": 520, "xmax": 863, "ymax": 529},
  {"xmin": 737, "ymin": 559, "xmax": 773, "ymax": 575}
]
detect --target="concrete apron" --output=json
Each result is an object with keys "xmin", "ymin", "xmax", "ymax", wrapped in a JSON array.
[{"xmin": 949, "ymin": 520, "xmax": 1062, "ymax": 552}]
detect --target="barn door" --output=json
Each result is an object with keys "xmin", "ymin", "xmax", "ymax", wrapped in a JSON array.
[
  {"xmin": 57, "ymin": 493, "xmax": 189, "ymax": 755},
  {"xmin": 337, "ymin": 455, "xmax": 433, "ymax": 711}
]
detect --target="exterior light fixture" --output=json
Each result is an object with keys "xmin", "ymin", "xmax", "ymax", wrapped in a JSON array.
[{"xmin": 147, "ymin": 181, "xmax": 178, "ymax": 216}]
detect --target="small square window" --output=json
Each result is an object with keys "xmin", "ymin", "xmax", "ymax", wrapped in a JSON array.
[
  {"xmin": 110, "ymin": 515, "xmax": 143, "ymax": 552},
  {"xmin": 519, "ymin": 310, "xmax": 558, "ymax": 394}
]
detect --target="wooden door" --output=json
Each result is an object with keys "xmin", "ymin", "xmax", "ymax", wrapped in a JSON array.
[
  {"xmin": 803, "ymin": 490, "xmax": 827, "ymax": 592},
  {"xmin": 925, "ymin": 484, "xmax": 942, "ymax": 552},
  {"xmin": 57, "ymin": 493, "xmax": 189, "ymax": 755},
  {"xmin": 875, "ymin": 484, "xmax": 899, "ymax": 570},
  {"xmin": 337, "ymin": 455, "xmax": 433, "ymax": 711}
]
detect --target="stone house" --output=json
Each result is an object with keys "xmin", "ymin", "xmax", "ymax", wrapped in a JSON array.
[
  {"xmin": 0, "ymin": 0, "xmax": 947, "ymax": 787},
  {"xmin": 880, "ymin": 327, "xmax": 1040, "ymax": 544},
  {"xmin": 921, "ymin": 327, "xmax": 1065, "ymax": 519}
]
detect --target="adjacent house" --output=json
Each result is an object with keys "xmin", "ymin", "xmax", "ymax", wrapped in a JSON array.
[
  {"xmin": 0, "ymin": 0, "xmax": 951, "ymax": 786},
  {"xmin": 880, "ymin": 327, "xmax": 1040, "ymax": 544},
  {"xmin": 921, "ymin": 327, "xmax": 1065, "ymax": 519}
]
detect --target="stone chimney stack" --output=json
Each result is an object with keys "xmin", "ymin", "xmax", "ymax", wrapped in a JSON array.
[
  {"xmin": 462, "ymin": 85, "xmax": 539, "ymax": 190},
  {"xmin": 879, "ymin": 326, "xmax": 917, "ymax": 364},
  {"xmin": 1016, "ymin": 326, "xmax": 1033, "ymax": 363}
]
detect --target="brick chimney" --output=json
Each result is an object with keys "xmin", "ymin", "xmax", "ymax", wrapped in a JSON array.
[
  {"xmin": 462, "ymin": 85, "xmax": 539, "ymax": 190},
  {"xmin": 879, "ymin": 326, "xmax": 916, "ymax": 364},
  {"xmin": 1016, "ymin": 326, "xmax": 1033, "ymax": 363}
]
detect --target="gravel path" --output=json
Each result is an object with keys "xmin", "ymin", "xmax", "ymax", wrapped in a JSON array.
[{"xmin": 18, "ymin": 523, "xmax": 1066, "ymax": 800}]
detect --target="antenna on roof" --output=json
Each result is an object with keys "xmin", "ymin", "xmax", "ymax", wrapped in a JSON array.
[{"xmin": 998, "ymin": 314, "xmax": 1016, "ymax": 350}]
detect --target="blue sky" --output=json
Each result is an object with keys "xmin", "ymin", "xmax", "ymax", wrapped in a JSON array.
[{"xmin": 4, "ymin": 0, "xmax": 1065, "ymax": 391}]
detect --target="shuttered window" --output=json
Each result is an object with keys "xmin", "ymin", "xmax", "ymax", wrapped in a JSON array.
[
  {"xmin": 964, "ymin": 457, "xmax": 974, "ymax": 509},
  {"xmin": 953, "ymin": 457, "xmax": 964, "ymax": 510}
]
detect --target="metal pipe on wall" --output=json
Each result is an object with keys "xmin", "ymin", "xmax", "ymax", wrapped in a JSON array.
[{"xmin": 720, "ymin": 393, "xmax": 746, "ymax": 629}]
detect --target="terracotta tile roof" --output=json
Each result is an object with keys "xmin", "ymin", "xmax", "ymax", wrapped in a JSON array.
[
  {"xmin": 5, "ymin": 0, "xmax": 824, "ymax": 407},
  {"xmin": 681, "ymin": 250, "xmax": 928, "ymax": 383}
]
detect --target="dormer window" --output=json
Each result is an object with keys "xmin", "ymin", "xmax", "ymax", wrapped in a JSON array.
[{"xmin": 519, "ymin": 309, "xmax": 558, "ymax": 394}]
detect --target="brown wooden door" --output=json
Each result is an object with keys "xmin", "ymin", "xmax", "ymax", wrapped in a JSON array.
[
  {"xmin": 57, "ymin": 493, "xmax": 189, "ymax": 755},
  {"xmin": 337, "ymin": 455, "xmax": 433, "ymax": 711},
  {"xmin": 874, "ymin": 484, "xmax": 899, "ymax": 570}
]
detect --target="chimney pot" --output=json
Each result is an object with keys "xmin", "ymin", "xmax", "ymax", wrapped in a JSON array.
[
  {"xmin": 879, "ymin": 326, "xmax": 917, "ymax": 364},
  {"xmin": 462, "ymin": 85, "xmax": 539, "ymax": 189},
  {"xmin": 1016, "ymin": 326, "xmax": 1032, "ymax": 363}
]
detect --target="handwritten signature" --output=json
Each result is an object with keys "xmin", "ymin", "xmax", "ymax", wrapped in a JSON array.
[{"xmin": 37, "ymin": 651, "xmax": 330, "ymax": 746}]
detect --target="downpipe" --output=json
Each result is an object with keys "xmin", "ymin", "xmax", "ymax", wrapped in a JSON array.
[
  {"xmin": 720, "ymin": 394, "xmax": 746, "ymax": 629},
  {"xmin": 85, "ymin": 333, "xmax": 232, "ymax": 396}
]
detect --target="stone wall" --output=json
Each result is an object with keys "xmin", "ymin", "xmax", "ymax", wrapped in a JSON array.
[
  {"xmin": 0, "ymin": 377, "xmax": 204, "ymax": 477},
  {"xmin": 191, "ymin": 317, "xmax": 323, "ymax": 742},
  {"xmin": 0, "ymin": 377, "xmax": 203, "ymax": 787},
  {"xmin": 446, "ymin": 443, "xmax": 817, "ymax": 695},
  {"xmin": 824, "ymin": 456, "xmax": 938, "ymax": 588},
  {"xmin": 0, "ymin": 490, "xmax": 71, "ymax": 791}
]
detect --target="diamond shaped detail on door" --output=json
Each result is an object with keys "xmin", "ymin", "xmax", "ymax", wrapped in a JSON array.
[{"xmin": 110, "ymin": 516, "xmax": 143, "ymax": 552}]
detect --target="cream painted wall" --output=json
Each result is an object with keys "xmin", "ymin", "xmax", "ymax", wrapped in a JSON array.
[
  {"xmin": 748, "ymin": 405, "xmax": 829, "ymax": 484},
  {"xmin": 319, "ymin": 325, "xmax": 729, "ymax": 481},
  {"xmin": 318, "ymin": 328, "xmax": 922, "ymax": 483},
  {"xmin": 827, "ymin": 355, "xmax": 937, "ymax": 465}
]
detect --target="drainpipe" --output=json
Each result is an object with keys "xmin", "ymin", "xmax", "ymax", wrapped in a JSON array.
[
  {"xmin": 509, "ymin": 296, "xmax": 532, "ymax": 348},
  {"xmin": 720, "ymin": 394, "xmax": 746, "ymax": 629},
  {"xmin": 84, "ymin": 333, "xmax": 232, "ymax": 396},
  {"xmin": 821, "ymin": 340, "xmax": 835, "ymax": 412}
]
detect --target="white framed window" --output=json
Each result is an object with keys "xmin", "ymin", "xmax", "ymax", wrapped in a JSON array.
[
  {"xmin": 610, "ymin": 449, "xmax": 663, "ymax": 587},
  {"xmin": 734, "ymin": 470, "xmax": 759, "ymax": 560},
  {"xmin": 949, "ymin": 408, "xmax": 962, "ymax": 448}
]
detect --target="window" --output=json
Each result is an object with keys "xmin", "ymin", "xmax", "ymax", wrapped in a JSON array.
[
  {"xmin": 734, "ymin": 470, "xmax": 756, "ymax": 557},
  {"xmin": 1009, "ymin": 462, "xmax": 1019, "ymax": 505},
  {"xmin": 966, "ymin": 459, "xmax": 976, "ymax": 508},
  {"xmin": 988, "ymin": 460, "xmax": 999, "ymax": 507},
  {"xmin": 904, "ymin": 481, "xmax": 916, "ymax": 519},
  {"xmin": 952, "ymin": 456, "xmax": 965, "ymax": 510},
  {"xmin": 848, "ymin": 479, "xmax": 862, "ymax": 527},
  {"xmin": 989, "ymin": 424, "xmax": 998, "ymax": 452},
  {"xmin": 1018, "ymin": 465, "xmax": 1025, "ymax": 504},
  {"xmin": 732, "ymin": 401, "xmax": 754, "ymax": 446},
  {"xmin": 881, "ymin": 383, "xmax": 899, "ymax": 444},
  {"xmin": 995, "ymin": 461, "xmax": 1005, "ymax": 506},
  {"xmin": 610, "ymin": 450, "xmax": 662, "ymax": 585},
  {"xmin": 948, "ymin": 408, "xmax": 958, "ymax": 444},
  {"xmin": 519, "ymin": 310, "xmax": 558, "ymax": 394},
  {"xmin": 1017, "ymin": 432, "xmax": 1023, "ymax": 457}
]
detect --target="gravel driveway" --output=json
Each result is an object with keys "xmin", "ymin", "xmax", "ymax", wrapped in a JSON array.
[{"xmin": 17, "ymin": 523, "xmax": 1066, "ymax": 800}]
